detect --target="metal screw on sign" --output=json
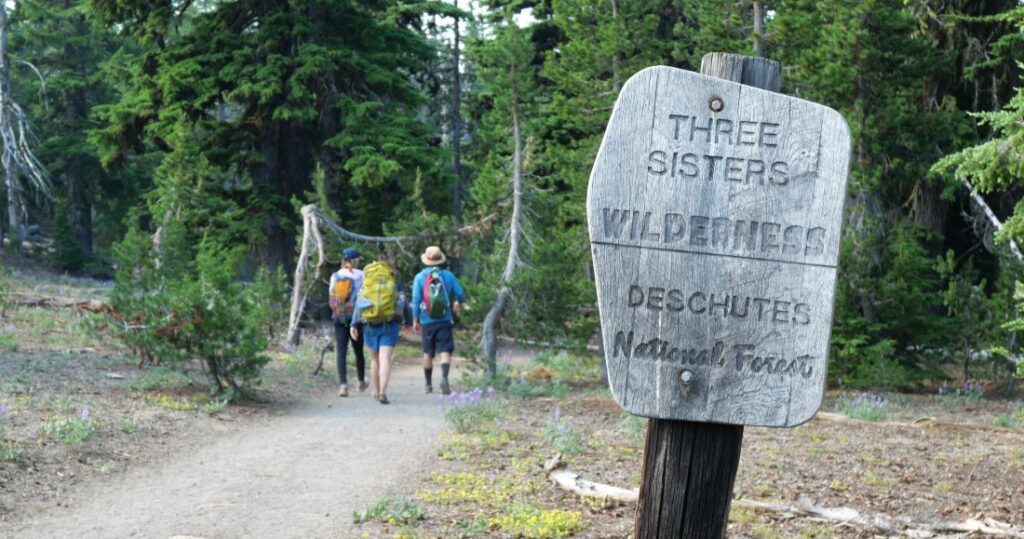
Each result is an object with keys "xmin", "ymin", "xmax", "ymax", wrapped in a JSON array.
[
  {"xmin": 678, "ymin": 369, "xmax": 694, "ymax": 388},
  {"xmin": 708, "ymin": 95, "xmax": 725, "ymax": 112}
]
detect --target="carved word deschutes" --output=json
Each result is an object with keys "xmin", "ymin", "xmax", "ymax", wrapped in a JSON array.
[{"xmin": 626, "ymin": 285, "xmax": 811, "ymax": 325}]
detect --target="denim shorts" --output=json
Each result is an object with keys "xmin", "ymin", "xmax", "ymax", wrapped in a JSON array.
[{"xmin": 365, "ymin": 321, "xmax": 400, "ymax": 351}]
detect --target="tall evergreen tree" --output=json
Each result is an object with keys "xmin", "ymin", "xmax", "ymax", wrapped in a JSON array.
[
  {"xmin": 88, "ymin": 0, "xmax": 449, "ymax": 271},
  {"xmin": 9, "ymin": 0, "xmax": 131, "ymax": 269}
]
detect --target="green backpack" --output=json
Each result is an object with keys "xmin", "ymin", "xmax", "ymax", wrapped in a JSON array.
[
  {"xmin": 361, "ymin": 261, "xmax": 397, "ymax": 323},
  {"xmin": 423, "ymin": 269, "xmax": 450, "ymax": 319}
]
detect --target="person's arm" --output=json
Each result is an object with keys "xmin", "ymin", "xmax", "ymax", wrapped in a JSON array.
[
  {"xmin": 449, "ymin": 272, "xmax": 466, "ymax": 308},
  {"xmin": 349, "ymin": 291, "xmax": 367, "ymax": 339},
  {"xmin": 411, "ymin": 272, "xmax": 423, "ymax": 328},
  {"xmin": 328, "ymin": 272, "xmax": 339, "ymax": 315}
]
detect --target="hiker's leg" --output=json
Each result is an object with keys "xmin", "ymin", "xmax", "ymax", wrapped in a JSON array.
[
  {"xmin": 422, "ymin": 354, "xmax": 433, "ymax": 387},
  {"xmin": 378, "ymin": 345, "xmax": 394, "ymax": 397},
  {"xmin": 370, "ymin": 350, "xmax": 381, "ymax": 397},
  {"xmin": 378, "ymin": 322, "xmax": 399, "ymax": 399},
  {"xmin": 438, "ymin": 322, "xmax": 455, "ymax": 381},
  {"xmin": 422, "ymin": 322, "xmax": 437, "ymax": 388},
  {"xmin": 333, "ymin": 319, "xmax": 349, "ymax": 386},
  {"xmin": 352, "ymin": 323, "xmax": 366, "ymax": 383}
]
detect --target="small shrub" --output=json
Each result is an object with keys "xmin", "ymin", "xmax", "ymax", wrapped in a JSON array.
[
  {"xmin": 118, "ymin": 419, "xmax": 137, "ymax": 433},
  {"xmin": 837, "ymin": 392, "xmax": 889, "ymax": 421},
  {"xmin": 541, "ymin": 408, "xmax": 584, "ymax": 455},
  {"xmin": 202, "ymin": 397, "xmax": 230, "ymax": 416},
  {"xmin": 111, "ymin": 219, "xmax": 272, "ymax": 398},
  {"xmin": 487, "ymin": 505, "xmax": 584, "ymax": 539},
  {"xmin": 0, "ymin": 331, "xmax": 16, "ymax": 352},
  {"xmin": 352, "ymin": 494, "xmax": 423, "ymax": 525},
  {"xmin": 0, "ymin": 441, "xmax": 23, "ymax": 462},
  {"xmin": 442, "ymin": 387, "xmax": 503, "ymax": 434},
  {"xmin": 993, "ymin": 415, "xmax": 1017, "ymax": 428}
]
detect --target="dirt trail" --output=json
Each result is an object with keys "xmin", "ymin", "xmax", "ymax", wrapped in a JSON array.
[{"xmin": 6, "ymin": 360, "xmax": 445, "ymax": 539}]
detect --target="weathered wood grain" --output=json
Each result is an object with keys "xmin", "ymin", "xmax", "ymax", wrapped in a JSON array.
[{"xmin": 587, "ymin": 56, "xmax": 851, "ymax": 427}]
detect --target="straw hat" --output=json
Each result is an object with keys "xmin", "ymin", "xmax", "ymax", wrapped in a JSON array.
[{"xmin": 420, "ymin": 246, "xmax": 447, "ymax": 266}]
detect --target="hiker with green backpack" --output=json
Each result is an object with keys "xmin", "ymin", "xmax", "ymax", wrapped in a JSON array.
[
  {"xmin": 349, "ymin": 253, "xmax": 405, "ymax": 405},
  {"xmin": 411, "ymin": 246, "xmax": 465, "ymax": 395}
]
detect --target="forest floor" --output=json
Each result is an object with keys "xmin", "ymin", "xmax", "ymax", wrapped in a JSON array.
[{"xmin": 0, "ymin": 265, "xmax": 1022, "ymax": 538}]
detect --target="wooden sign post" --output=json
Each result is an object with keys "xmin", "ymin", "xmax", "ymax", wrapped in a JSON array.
[{"xmin": 587, "ymin": 53, "xmax": 851, "ymax": 537}]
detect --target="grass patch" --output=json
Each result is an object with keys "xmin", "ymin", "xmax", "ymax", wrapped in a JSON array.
[
  {"xmin": 441, "ymin": 388, "xmax": 505, "ymax": 434},
  {"xmin": 729, "ymin": 508, "xmax": 757, "ymax": 525},
  {"xmin": 934, "ymin": 481, "xmax": 954, "ymax": 493},
  {"xmin": 993, "ymin": 414, "xmax": 1017, "ymax": 428},
  {"xmin": 541, "ymin": 411, "xmax": 584, "ymax": 456},
  {"xmin": 419, "ymin": 471, "xmax": 540, "ymax": 507},
  {"xmin": 126, "ymin": 367, "xmax": 192, "ymax": 392},
  {"xmin": 118, "ymin": 419, "xmax": 137, "ymax": 433},
  {"xmin": 0, "ymin": 331, "xmax": 17, "ymax": 352},
  {"xmin": 39, "ymin": 416, "xmax": 97, "ymax": 445},
  {"xmin": 487, "ymin": 504, "xmax": 584, "ymax": 539},
  {"xmin": 837, "ymin": 392, "xmax": 889, "ymax": 421},
  {"xmin": 352, "ymin": 493, "xmax": 424, "ymax": 526},
  {"xmin": 800, "ymin": 524, "xmax": 835, "ymax": 538},
  {"xmin": 144, "ymin": 392, "xmax": 208, "ymax": 411},
  {"xmin": 862, "ymin": 471, "xmax": 897, "ymax": 488},
  {"xmin": 438, "ymin": 429, "xmax": 515, "ymax": 461},
  {"xmin": 0, "ymin": 440, "xmax": 23, "ymax": 461},
  {"xmin": 618, "ymin": 411, "xmax": 647, "ymax": 443}
]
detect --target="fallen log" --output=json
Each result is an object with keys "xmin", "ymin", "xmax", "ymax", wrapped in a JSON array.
[
  {"xmin": 541, "ymin": 455, "xmax": 1024, "ymax": 537},
  {"xmin": 543, "ymin": 455, "xmax": 638, "ymax": 504}
]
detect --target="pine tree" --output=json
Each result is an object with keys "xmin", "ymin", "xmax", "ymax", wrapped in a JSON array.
[
  {"xmin": 88, "ymin": 0, "xmax": 449, "ymax": 271},
  {"xmin": 9, "ymin": 0, "xmax": 128, "ymax": 268}
]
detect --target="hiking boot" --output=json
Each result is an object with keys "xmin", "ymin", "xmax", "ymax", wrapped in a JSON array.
[
  {"xmin": 338, "ymin": 384, "xmax": 349, "ymax": 397},
  {"xmin": 357, "ymin": 381, "xmax": 369, "ymax": 393},
  {"xmin": 425, "ymin": 383, "xmax": 433, "ymax": 394},
  {"xmin": 440, "ymin": 379, "xmax": 450, "ymax": 395},
  {"xmin": 379, "ymin": 395, "xmax": 390, "ymax": 405}
]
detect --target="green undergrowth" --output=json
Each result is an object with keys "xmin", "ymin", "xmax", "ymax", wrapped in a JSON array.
[
  {"xmin": 460, "ymin": 350, "xmax": 604, "ymax": 399},
  {"xmin": 353, "ymin": 493, "xmax": 424, "ymax": 526},
  {"xmin": 39, "ymin": 415, "xmax": 97, "ymax": 445}
]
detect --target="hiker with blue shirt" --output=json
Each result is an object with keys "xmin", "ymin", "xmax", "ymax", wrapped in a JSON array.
[
  {"xmin": 412, "ymin": 246, "xmax": 465, "ymax": 395},
  {"xmin": 350, "ymin": 253, "xmax": 404, "ymax": 405},
  {"xmin": 328, "ymin": 247, "xmax": 367, "ymax": 397}
]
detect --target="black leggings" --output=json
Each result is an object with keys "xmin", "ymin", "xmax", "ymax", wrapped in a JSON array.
[{"xmin": 334, "ymin": 319, "xmax": 365, "ymax": 385}]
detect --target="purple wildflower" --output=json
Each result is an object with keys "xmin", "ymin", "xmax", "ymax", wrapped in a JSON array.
[
  {"xmin": 552, "ymin": 407, "xmax": 562, "ymax": 420},
  {"xmin": 0, "ymin": 402, "xmax": 7, "ymax": 418},
  {"xmin": 81, "ymin": 406, "xmax": 90, "ymax": 421}
]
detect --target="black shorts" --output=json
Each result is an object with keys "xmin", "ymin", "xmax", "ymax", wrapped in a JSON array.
[{"xmin": 421, "ymin": 321, "xmax": 455, "ymax": 357}]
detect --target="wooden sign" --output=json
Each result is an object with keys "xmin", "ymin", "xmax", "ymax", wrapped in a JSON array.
[{"xmin": 588, "ymin": 65, "xmax": 850, "ymax": 427}]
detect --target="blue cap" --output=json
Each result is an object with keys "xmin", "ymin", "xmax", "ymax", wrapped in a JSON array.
[{"xmin": 343, "ymin": 247, "xmax": 360, "ymax": 260}]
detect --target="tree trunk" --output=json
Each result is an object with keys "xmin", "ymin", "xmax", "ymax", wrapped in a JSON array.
[
  {"xmin": 481, "ymin": 103, "xmax": 525, "ymax": 377},
  {"xmin": 753, "ymin": 1, "xmax": 766, "ymax": 58},
  {"xmin": 0, "ymin": 4, "xmax": 23, "ymax": 248},
  {"xmin": 451, "ymin": 4, "xmax": 464, "ymax": 227},
  {"xmin": 611, "ymin": 0, "xmax": 622, "ymax": 92}
]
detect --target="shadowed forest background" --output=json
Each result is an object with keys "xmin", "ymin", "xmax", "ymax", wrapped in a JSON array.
[{"xmin": 2, "ymin": 0, "xmax": 1024, "ymax": 394}]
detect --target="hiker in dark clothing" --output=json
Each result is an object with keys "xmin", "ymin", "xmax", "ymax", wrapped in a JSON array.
[{"xmin": 328, "ymin": 247, "xmax": 367, "ymax": 397}]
